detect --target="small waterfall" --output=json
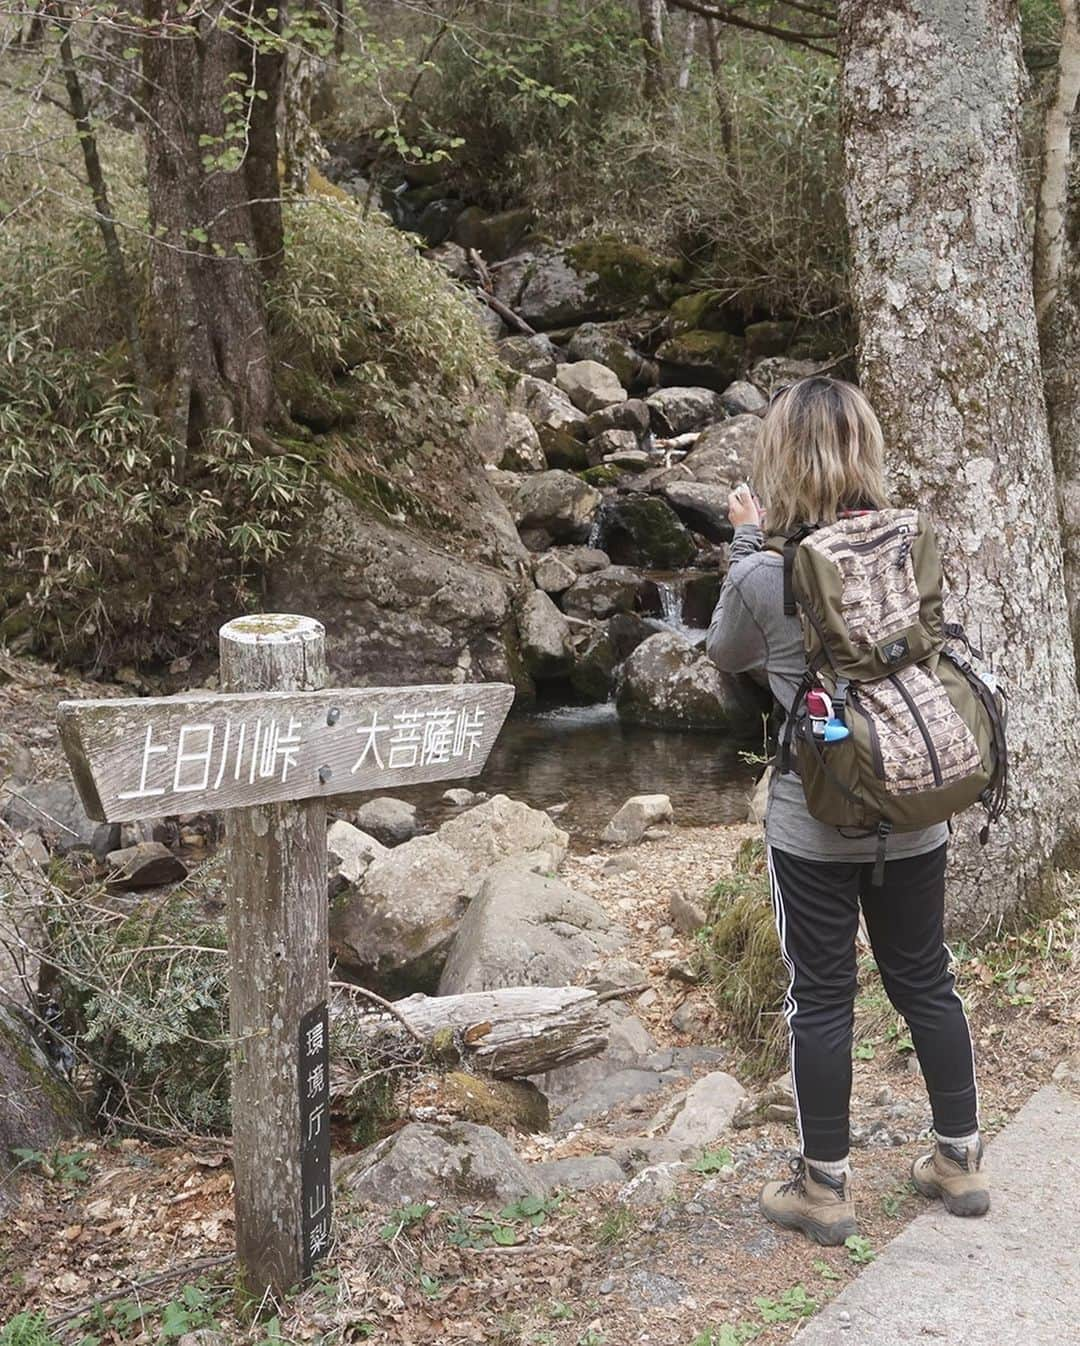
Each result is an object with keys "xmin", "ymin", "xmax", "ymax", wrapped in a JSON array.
[
  {"xmin": 652, "ymin": 575, "xmax": 706, "ymax": 645},
  {"xmin": 657, "ymin": 579, "xmax": 681, "ymax": 625},
  {"xmin": 588, "ymin": 498, "xmax": 615, "ymax": 550}
]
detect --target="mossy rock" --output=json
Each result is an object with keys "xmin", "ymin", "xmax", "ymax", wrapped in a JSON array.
[
  {"xmin": 0, "ymin": 1004, "xmax": 82, "ymax": 1164},
  {"xmin": 453, "ymin": 207, "xmax": 536, "ymax": 261},
  {"xmin": 539, "ymin": 425, "xmax": 589, "ymax": 471},
  {"xmin": 570, "ymin": 628, "xmax": 619, "ymax": 702},
  {"xmin": 600, "ymin": 496, "xmax": 697, "ymax": 569},
  {"xmin": 744, "ymin": 320, "xmax": 797, "ymax": 358},
  {"xmin": 655, "ymin": 330, "xmax": 745, "ymax": 392},
  {"xmin": 578, "ymin": 465, "xmax": 622, "ymax": 487},
  {"xmin": 443, "ymin": 1071, "xmax": 550, "ymax": 1133},
  {"xmin": 567, "ymin": 239, "xmax": 685, "ymax": 314},
  {"xmin": 669, "ymin": 289, "xmax": 739, "ymax": 335}
]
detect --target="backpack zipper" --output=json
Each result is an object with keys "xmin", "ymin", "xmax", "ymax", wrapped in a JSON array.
[
  {"xmin": 846, "ymin": 525, "xmax": 910, "ymax": 554},
  {"xmin": 851, "ymin": 694, "xmax": 885, "ymax": 778},
  {"xmin": 888, "ymin": 673, "xmax": 943, "ymax": 787}
]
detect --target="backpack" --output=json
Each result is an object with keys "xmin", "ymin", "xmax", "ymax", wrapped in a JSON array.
[{"xmin": 764, "ymin": 507, "xmax": 1008, "ymax": 881}]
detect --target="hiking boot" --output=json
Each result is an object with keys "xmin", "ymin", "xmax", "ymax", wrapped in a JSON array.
[
  {"xmin": 911, "ymin": 1138, "xmax": 990, "ymax": 1217},
  {"xmin": 759, "ymin": 1157, "xmax": 857, "ymax": 1246}
]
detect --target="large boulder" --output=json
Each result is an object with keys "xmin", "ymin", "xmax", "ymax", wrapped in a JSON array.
[
  {"xmin": 680, "ymin": 415, "xmax": 760, "ymax": 484},
  {"xmin": 437, "ymin": 794, "xmax": 569, "ymax": 876},
  {"xmin": 438, "ymin": 862, "xmax": 626, "ymax": 995},
  {"xmin": 655, "ymin": 331, "xmax": 745, "ymax": 392},
  {"xmin": 665, "ymin": 1071, "xmax": 748, "ymax": 1150},
  {"xmin": 586, "ymin": 399, "xmax": 652, "ymax": 438},
  {"xmin": 614, "ymin": 631, "xmax": 769, "ymax": 731},
  {"xmin": 329, "ymin": 834, "xmax": 478, "ymax": 993},
  {"xmin": 515, "ymin": 590, "xmax": 575, "ymax": 680},
  {"xmin": 591, "ymin": 496, "xmax": 696, "ymax": 568},
  {"xmin": 541, "ymin": 1009, "xmax": 657, "ymax": 1115},
  {"xmin": 719, "ymin": 380, "xmax": 767, "ymax": 415},
  {"xmin": 327, "ymin": 820, "xmax": 386, "ymax": 896},
  {"xmin": 105, "ymin": 842, "xmax": 188, "ymax": 890},
  {"xmin": 493, "ymin": 241, "xmax": 682, "ymax": 329},
  {"xmin": 646, "ymin": 387, "xmax": 726, "ymax": 437},
  {"xmin": 555, "ymin": 361, "xmax": 628, "ymax": 414},
  {"xmin": 0, "ymin": 732, "xmax": 32, "ymax": 801},
  {"xmin": 567, "ymin": 323, "xmax": 645, "ymax": 389},
  {"xmin": 1, "ymin": 779, "xmax": 119, "ymax": 858},
  {"xmin": 547, "ymin": 545, "xmax": 611, "ymax": 576},
  {"xmin": 499, "ymin": 412, "xmax": 547, "ymax": 472},
  {"xmin": 509, "ymin": 471, "xmax": 602, "ymax": 542},
  {"xmin": 601, "ymin": 794, "xmax": 674, "ymax": 846},
  {"xmin": 497, "ymin": 333, "xmax": 563, "ymax": 380},
  {"xmin": 561, "ymin": 566, "xmax": 661, "ymax": 621},
  {"xmin": 267, "ymin": 497, "xmax": 529, "ymax": 693},
  {"xmin": 451, "ymin": 205, "xmax": 535, "ymax": 260},
  {"xmin": 0, "ymin": 1005, "xmax": 81, "ymax": 1187},
  {"xmin": 0, "ymin": 831, "xmax": 48, "ymax": 1008},
  {"xmin": 747, "ymin": 355, "xmax": 829, "ymax": 395},
  {"xmin": 352, "ymin": 796, "xmax": 418, "ymax": 847},
  {"xmin": 568, "ymin": 625, "xmax": 620, "ymax": 702},
  {"xmin": 532, "ymin": 553, "xmax": 579, "ymax": 595},
  {"xmin": 514, "ymin": 376, "xmax": 588, "ymax": 438},
  {"xmin": 661, "ymin": 481, "xmax": 733, "ymax": 543},
  {"xmin": 340, "ymin": 1121, "xmax": 543, "ymax": 1207}
]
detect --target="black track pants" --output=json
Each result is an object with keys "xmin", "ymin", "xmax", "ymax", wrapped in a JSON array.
[{"xmin": 766, "ymin": 843, "xmax": 979, "ymax": 1162}]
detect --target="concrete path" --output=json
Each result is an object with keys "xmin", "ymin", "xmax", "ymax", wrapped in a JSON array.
[{"xmin": 794, "ymin": 1084, "xmax": 1080, "ymax": 1346}]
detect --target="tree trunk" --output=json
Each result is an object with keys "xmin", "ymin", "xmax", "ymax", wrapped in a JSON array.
[
  {"xmin": 1036, "ymin": 1, "xmax": 1080, "ymax": 674},
  {"xmin": 279, "ymin": 0, "xmax": 331, "ymax": 194},
  {"xmin": 55, "ymin": 11, "xmax": 149, "ymax": 402},
  {"xmin": 332, "ymin": 986, "xmax": 609, "ymax": 1082},
  {"xmin": 838, "ymin": 1, "xmax": 1080, "ymax": 930},
  {"xmin": 141, "ymin": 0, "xmax": 285, "ymax": 454},
  {"xmin": 705, "ymin": 19, "xmax": 736, "ymax": 165},
  {"xmin": 678, "ymin": 14, "xmax": 698, "ymax": 90},
  {"xmin": 638, "ymin": 0, "xmax": 667, "ymax": 101}
]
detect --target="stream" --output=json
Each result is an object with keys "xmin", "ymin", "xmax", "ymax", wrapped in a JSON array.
[{"xmin": 390, "ymin": 701, "xmax": 757, "ymax": 845}]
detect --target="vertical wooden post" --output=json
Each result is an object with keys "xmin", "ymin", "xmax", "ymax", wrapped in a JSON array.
[{"xmin": 219, "ymin": 614, "xmax": 329, "ymax": 1296}]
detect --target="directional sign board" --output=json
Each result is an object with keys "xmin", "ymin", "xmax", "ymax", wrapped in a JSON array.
[
  {"xmin": 56, "ymin": 613, "xmax": 516, "ymax": 1296},
  {"xmin": 58, "ymin": 683, "xmax": 515, "ymax": 823}
]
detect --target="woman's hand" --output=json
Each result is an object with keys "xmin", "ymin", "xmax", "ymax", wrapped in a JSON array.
[{"xmin": 728, "ymin": 483, "xmax": 764, "ymax": 529}]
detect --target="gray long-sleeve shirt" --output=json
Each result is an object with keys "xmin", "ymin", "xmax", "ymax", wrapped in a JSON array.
[{"xmin": 707, "ymin": 523, "xmax": 947, "ymax": 862}]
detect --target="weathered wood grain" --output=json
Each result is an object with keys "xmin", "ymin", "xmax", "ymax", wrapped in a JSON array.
[
  {"xmin": 332, "ymin": 985, "xmax": 609, "ymax": 1080},
  {"xmin": 220, "ymin": 614, "xmax": 330, "ymax": 1296},
  {"xmin": 57, "ymin": 675, "xmax": 515, "ymax": 822}
]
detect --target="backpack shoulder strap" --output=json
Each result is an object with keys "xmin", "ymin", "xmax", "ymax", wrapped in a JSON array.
[{"xmin": 764, "ymin": 526, "xmax": 817, "ymax": 617}]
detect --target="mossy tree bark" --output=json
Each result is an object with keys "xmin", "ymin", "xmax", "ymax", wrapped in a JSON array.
[
  {"xmin": 838, "ymin": 0, "xmax": 1080, "ymax": 930},
  {"xmin": 141, "ymin": 0, "xmax": 285, "ymax": 455}
]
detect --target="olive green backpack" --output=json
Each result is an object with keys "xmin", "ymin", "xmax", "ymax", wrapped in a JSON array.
[{"xmin": 766, "ymin": 508, "xmax": 1008, "ymax": 880}]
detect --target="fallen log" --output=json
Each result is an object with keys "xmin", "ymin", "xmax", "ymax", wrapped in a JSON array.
[{"xmin": 331, "ymin": 984, "xmax": 608, "ymax": 1081}]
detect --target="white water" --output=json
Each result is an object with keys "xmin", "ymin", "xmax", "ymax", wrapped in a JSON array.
[{"xmin": 654, "ymin": 577, "xmax": 706, "ymax": 646}]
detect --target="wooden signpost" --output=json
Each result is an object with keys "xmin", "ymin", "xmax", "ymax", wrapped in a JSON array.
[{"xmin": 57, "ymin": 613, "xmax": 514, "ymax": 1295}]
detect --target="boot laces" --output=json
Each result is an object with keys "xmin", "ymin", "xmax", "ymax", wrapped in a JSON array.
[{"xmin": 777, "ymin": 1155, "xmax": 807, "ymax": 1197}]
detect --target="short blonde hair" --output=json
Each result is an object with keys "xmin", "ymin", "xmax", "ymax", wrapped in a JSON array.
[{"xmin": 753, "ymin": 377, "xmax": 889, "ymax": 533}]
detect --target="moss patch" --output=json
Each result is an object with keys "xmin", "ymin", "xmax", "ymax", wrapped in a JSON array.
[
  {"xmin": 655, "ymin": 329, "xmax": 745, "ymax": 392},
  {"xmin": 600, "ymin": 495, "xmax": 696, "ymax": 568},
  {"xmin": 669, "ymin": 289, "xmax": 738, "ymax": 334},
  {"xmin": 578, "ymin": 465, "xmax": 621, "ymax": 487},
  {"xmin": 568, "ymin": 238, "xmax": 684, "ymax": 313}
]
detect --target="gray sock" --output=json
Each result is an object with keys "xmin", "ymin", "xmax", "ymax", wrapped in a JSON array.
[
  {"xmin": 805, "ymin": 1155, "xmax": 851, "ymax": 1179},
  {"xmin": 936, "ymin": 1130, "xmax": 979, "ymax": 1150}
]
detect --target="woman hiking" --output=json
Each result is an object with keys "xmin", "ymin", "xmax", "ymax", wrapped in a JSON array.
[{"xmin": 706, "ymin": 376, "xmax": 991, "ymax": 1246}]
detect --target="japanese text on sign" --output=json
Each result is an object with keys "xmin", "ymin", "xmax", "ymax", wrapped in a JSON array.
[{"xmin": 299, "ymin": 1002, "xmax": 331, "ymax": 1272}]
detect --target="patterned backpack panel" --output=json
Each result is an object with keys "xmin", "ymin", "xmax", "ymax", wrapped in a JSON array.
[{"xmin": 765, "ymin": 510, "xmax": 1007, "ymax": 869}]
